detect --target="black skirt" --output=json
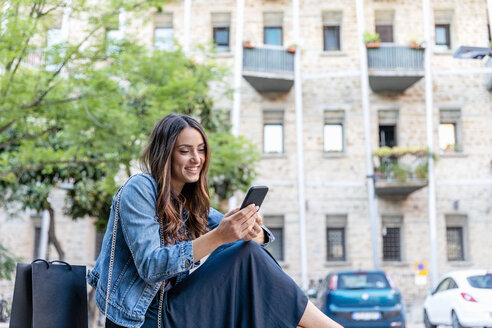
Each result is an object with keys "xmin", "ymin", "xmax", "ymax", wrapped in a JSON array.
[{"xmin": 107, "ymin": 240, "xmax": 308, "ymax": 328}]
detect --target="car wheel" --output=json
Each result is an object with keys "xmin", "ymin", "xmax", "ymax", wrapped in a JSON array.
[
  {"xmin": 424, "ymin": 310, "xmax": 436, "ymax": 328},
  {"xmin": 452, "ymin": 311, "xmax": 464, "ymax": 328}
]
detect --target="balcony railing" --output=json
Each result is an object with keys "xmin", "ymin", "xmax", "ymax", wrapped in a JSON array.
[
  {"xmin": 486, "ymin": 58, "xmax": 492, "ymax": 91},
  {"xmin": 242, "ymin": 45, "xmax": 294, "ymax": 93},
  {"xmin": 368, "ymin": 45, "xmax": 424, "ymax": 70},
  {"xmin": 373, "ymin": 146, "xmax": 429, "ymax": 196},
  {"xmin": 243, "ymin": 45, "xmax": 294, "ymax": 74},
  {"xmin": 367, "ymin": 45, "xmax": 425, "ymax": 92}
]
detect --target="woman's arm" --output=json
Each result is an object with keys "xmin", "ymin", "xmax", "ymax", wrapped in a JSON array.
[
  {"xmin": 192, "ymin": 205, "xmax": 258, "ymax": 262},
  {"xmin": 119, "ymin": 175, "xmax": 195, "ymax": 284}
]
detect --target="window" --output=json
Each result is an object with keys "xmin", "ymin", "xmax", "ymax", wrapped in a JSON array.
[
  {"xmin": 47, "ymin": 28, "xmax": 63, "ymax": 48},
  {"xmin": 324, "ymin": 110, "xmax": 344, "ymax": 153},
  {"xmin": 105, "ymin": 15, "xmax": 123, "ymax": 55},
  {"xmin": 447, "ymin": 227, "xmax": 464, "ymax": 261},
  {"xmin": 375, "ymin": 10, "xmax": 394, "ymax": 43},
  {"xmin": 434, "ymin": 278, "xmax": 451, "ymax": 293},
  {"xmin": 264, "ymin": 215, "xmax": 284, "ymax": 261},
  {"xmin": 212, "ymin": 13, "xmax": 230, "ymax": 52},
  {"xmin": 326, "ymin": 214, "xmax": 347, "ymax": 262},
  {"xmin": 323, "ymin": 27, "xmax": 340, "ymax": 51},
  {"xmin": 322, "ymin": 11, "xmax": 342, "ymax": 51},
  {"xmin": 264, "ymin": 12, "xmax": 283, "ymax": 46},
  {"xmin": 446, "ymin": 214, "xmax": 467, "ymax": 262},
  {"xmin": 263, "ymin": 110, "xmax": 284, "ymax": 154},
  {"xmin": 382, "ymin": 215, "xmax": 403, "ymax": 262},
  {"xmin": 154, "ymin": 13, "xmax": 173, "ymax": 50},
  {"xmin": 439, "ymin": 109, "xmax": 462, "ymax": 153},
  {"xmin": 45, "ymin": 16, "xmax": 64, "ymax": 70},
  {"xmin": 378, "ymin": 110, "xmax": 398, "ymax": 147},
  {"xmin": 434, "ymin": 10, "xmax": 453, "ymax": 50},
  {"xmin": 435, "ymin": 24, "xmax": 451, "ymax": 49}
]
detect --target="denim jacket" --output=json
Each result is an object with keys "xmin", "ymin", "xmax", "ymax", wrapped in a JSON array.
[{"xmin": 87, "ymin": 173, "xmax": 274, "ymax": 328}]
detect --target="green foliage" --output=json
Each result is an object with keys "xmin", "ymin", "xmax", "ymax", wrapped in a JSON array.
[
  {"xmin": 0, "ymin": 0, "xmax": 259, "ymax": 263},
  {"xmin": 0, "ymin": 243, "xmax": 20, "ymax": 280},
  {"xmin": 208, "ymin": 131, "xmax": 260, "ymax": 211},
  {"xmin": 373, "ymin": 146, "xmax": 434, "ymax": 182},
  {"xmin": 363, "ymin": 31, "xmax": 380, "ymax": 44},
  {"xmin": 372, "ymin": 146, "xmax": 429, "ymax": 158}
]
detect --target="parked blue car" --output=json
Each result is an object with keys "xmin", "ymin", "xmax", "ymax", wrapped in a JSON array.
[{"xmin": 317, "ymin": 270, "xmax": 406, "ymax": 328}]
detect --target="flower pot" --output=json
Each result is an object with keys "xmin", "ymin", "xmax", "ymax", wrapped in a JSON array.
[
  {"xmin": 243, "ymin": 41, "xmax": 254, "ymax": 49},
  {"xmin": 366, "ymin": 42, "xmax": 380, "ymax": 48},
  {"xmin": 286, "ymin": 46, "xmax": 296, "ymax": 53}
]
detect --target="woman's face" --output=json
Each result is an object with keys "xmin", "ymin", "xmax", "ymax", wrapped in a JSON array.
[{"xmin": 170, "ymin": 127, "xmax": 206, "ymax": 193}]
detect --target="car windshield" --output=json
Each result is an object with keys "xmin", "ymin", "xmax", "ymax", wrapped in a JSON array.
[
  {"xmin": 337, "ymin": 273, "xmax": 390, "ymax": 290},
  {"xmin": 467, "ymin": 275, "xmax": 492, "ymax": 289}
]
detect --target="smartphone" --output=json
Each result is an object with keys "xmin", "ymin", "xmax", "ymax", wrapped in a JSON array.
[{"xmin": 240, "ymin": 186, "xmax": 269, "ymax": 210}]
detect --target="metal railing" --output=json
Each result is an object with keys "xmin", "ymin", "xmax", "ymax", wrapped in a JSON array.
[
  {"xmin": 367, "ymin": 45, "xmax": 424, "ymax": 70},
  {"xmin": 243, "ymin": 45, "xmax": 294, "ymax": 74}
]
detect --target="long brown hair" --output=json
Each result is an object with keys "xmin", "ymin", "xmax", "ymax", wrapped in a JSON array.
[{"xmin": 140, "ymin": 114, "xmax": 211, "ymax": 243}]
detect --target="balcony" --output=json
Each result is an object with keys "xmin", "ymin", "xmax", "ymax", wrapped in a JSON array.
[
  {"xmin": 373, "ymin": 146, "xmax": 430, "ymax": 196},
  {"xmin": 486, "ymin": 58, "xmax": 492, "ymax": 91},
  {"xmin": 242, "ymin": 44, "xmax": 294, "ymax": 93},
  {"xmin": 367, "ymin": 45, "xmax": 425, "ymax": 92}
]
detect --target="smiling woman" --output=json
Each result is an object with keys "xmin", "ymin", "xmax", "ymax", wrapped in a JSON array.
[
  {"xmin": 87, "ymin": 113, "xmax": 342, "ymax": 328},
  {"xmin": 170, "ymin": 127, "xmax": 207, "ymax": 193}
]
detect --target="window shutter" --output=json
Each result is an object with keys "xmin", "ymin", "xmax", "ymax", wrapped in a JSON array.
[
  {"xmin": 440, "ymin": 109, "xmax": 461, "ymax": 123},
  {"xmin": 322, "ymin": 11, "xmax": 342, "ymax": 26},
  {"xmin": 434, "ymin": 10, "xmax": 454, "ymax": 24},
  {"xmin": 326, "ymin": 214, "xmax": 347, "ymax": 228},
  {"xmin": 264, "ymin": 12, "xmax": 283, "ymax": 27},
  {"xmin": 155, "ymin": 13, "xmax": 173, "ymax": 28},
  {"xmin": 378, "ymin": 109, "xmax": 398, "ymax": 125},
  {"xmin": 324, "ymin": 110, "xmax": 344, "ymax": 124},
  {"xmin": 263, "ymin": 109, "xmax": 284, "ymax": 124},
  {"xmin": 212, "ymin": 12, "xmax": 231, "ymax": 28}
]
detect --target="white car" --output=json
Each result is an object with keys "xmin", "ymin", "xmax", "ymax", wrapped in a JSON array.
[{"xmin": 423, "ymin": 270, "xmax": 492, "ymax": 328}]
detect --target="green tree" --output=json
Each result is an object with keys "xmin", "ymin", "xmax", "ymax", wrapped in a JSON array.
[{"xmin": 0, "ymin": 0, "xmax": 259, "ymax": 275}]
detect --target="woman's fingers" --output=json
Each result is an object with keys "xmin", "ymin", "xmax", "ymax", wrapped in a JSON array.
[{"xmin": 224, "ymin": 208, "xmax": 240, "ymax": 218}]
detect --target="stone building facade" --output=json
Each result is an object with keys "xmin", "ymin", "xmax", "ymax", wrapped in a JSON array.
[{"xmin": 1, "ymin": 0, "xmax": 492, "ymax": 324}]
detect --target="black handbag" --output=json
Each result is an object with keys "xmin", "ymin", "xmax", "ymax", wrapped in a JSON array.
[{"xmin": 9, "ymin": 259, "xmax": 88, "ymax": 328}]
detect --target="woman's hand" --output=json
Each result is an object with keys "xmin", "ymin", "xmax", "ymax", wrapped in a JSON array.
[
  {"xmin": 214, "ymin": 204, "xmax": 258, "ymax": 244},
  {"xmin": 242, "ymin": 213, "xmax": 263, "ymax": 242}
]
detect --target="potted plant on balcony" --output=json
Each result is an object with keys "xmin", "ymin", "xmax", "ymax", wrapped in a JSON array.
[
  {"xmin": 243, "ymin": 41, "xmax": 255, "ymax": 49},
  {"xmin": 286, "ymin": 44, "xmax": 297, "ymax": 53},
  {"xmin": 364, "ymin": 31, "xmax": 380, "ymax": 48},
  {"xmin": 409, "ymin": 34, "xmax": 424, "ymax": 49}
]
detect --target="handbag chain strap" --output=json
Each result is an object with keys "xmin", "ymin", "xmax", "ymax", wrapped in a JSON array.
[{"xmin": 104, "ymin": 178, "xmax": 165, "ymax": 328}]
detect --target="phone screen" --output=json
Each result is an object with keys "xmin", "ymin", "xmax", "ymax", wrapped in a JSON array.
[{"xmin": 240, "ymin": 186, "xmax": 269, "ymax": 210}]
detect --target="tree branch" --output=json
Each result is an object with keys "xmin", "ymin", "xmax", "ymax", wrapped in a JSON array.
[
  {"xmin": 0, "ymin": 119, "xmax": 17, "ymax": 135},
  {"xmin": 0, "ymin": 126, "xmax": 60, "ymax": 150},
  {"xmin": 0, "ymin": 159, "xmax": 108, "ymax": 178},
  {"xmin": 19, "ymin": 94, "xmax": 86, "ymax": 110}
]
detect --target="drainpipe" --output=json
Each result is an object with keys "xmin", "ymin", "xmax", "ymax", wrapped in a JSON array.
[
  {"xmin": 231, "ymin": 0, "xmax": 244, "ymax": 138},
  {"xmin": 228, "ymin": 0, "xmax": 245, "ymax": 210},
  {"xmin": 356, "ymin": 0, "xmax": 380, "ymax": 270},
  {"xmin": 183, "ymin": 0, "xmax": 191, "ymax": 55},
  {"xmin": 423, "ymin": 0, "xmax": 439, "ymax": 288},
  {"xmin": 38, "ymin": 209, "xmax": 50, "ymax": 259},
  {"xmin": 292, "ymin": 0, "xmax": 308, "ymax": 291},
  {"xmin": 488, "ymin": 0, "xmax": 492, "ymax": 46},
  {"xmin": 61, "ymin": 0, "xmax": 71, "ymax": 41},
  {"xmin": 119, "ymin": 8, "xmax": 126, "ymax": 36},
  {"xmin": 1, "ymin": 1, "xmax": 10, "ymax": 33}
]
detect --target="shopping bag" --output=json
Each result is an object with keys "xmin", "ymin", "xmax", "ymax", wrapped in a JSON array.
[{"xmin": 10, "ymin": 259, "xmax": 88, "ymax": 328}]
